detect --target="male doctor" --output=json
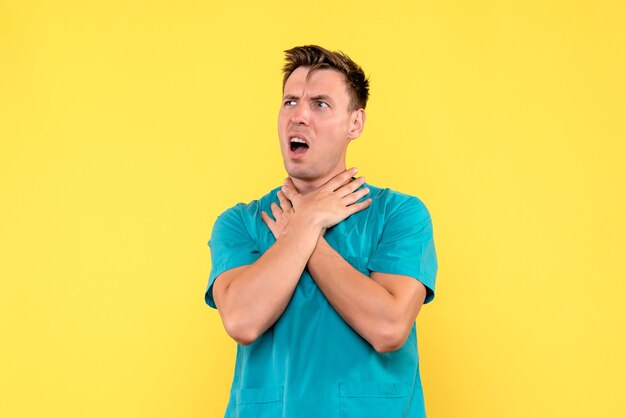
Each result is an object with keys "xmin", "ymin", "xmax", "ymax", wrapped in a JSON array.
[{"xmin": 205, "ymin": 45, "xmax": 438, "ymax": 417}]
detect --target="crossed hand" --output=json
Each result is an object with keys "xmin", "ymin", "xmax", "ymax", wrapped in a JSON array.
[{"xmin": 261, "ymin": 168, "xmax": 372, "ymax": 238}]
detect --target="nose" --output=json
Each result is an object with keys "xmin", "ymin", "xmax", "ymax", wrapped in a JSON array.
[{"xmin": 290, "ymin": 102, "xmax": 310, "ymax": 126}]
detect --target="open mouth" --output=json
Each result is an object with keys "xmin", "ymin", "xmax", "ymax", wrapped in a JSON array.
[{"xmin": 290, "ymin": 138, "xmax": 309, "ymax": 153}]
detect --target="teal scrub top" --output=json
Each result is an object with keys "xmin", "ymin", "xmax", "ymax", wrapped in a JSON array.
[{"xmin": 205, "ymin": 184, "xmax": 438, "ymax": 418}]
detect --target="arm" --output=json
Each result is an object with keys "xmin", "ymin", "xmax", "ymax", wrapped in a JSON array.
[
  {"xmin": 279, "ymin": 177, "xmax": 434, "ymax": 353},
  {"xmin": 215, "ymin": 169, "xmax": 371, "ymax": 345},
  {"xmin": 212, "ymin": 216, "xmax": 319, "ymax": 345},
  {"xmin": 306, "ymin": 237, "xmax": 426, "ymax": 353}
]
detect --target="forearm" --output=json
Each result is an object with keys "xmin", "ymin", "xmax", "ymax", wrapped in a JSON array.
[
  {"xmin": 216, "ymin": 216, "xmax": 321, "ymax": 344},
  {"xmin": 306, "ymin": 238, "xmax": 404, "ymax": 352}
]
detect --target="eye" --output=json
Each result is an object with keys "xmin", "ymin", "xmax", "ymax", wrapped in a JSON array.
[
  {"xmin": 284, "ymin": 100, "xmax": 296, "ymax": 107},
  {"xmin": 316, "ymin": 101, "xmax": 329, "ymax": 108}
]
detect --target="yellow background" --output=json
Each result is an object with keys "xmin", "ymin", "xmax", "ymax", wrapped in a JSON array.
[{"xmin": 1, "ymin": 0, "xmax": 625, "ymax": 417}]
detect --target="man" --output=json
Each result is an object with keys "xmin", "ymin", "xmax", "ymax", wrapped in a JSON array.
[{"xmin": 205, "ymin": 45, "xmax": 438, "ymax": 417}]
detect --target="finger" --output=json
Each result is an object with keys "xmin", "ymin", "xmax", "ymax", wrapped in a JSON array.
[
  {"xmin": 336, "ymin": 176, "xmax": 366, "ymax": 198},
  {"xmin": 342, "ymin": 187, "xmax": 370, "ymax": 205},
  {"xmin": 270, "ymin": 202, "xmax": 282, "ymax": 220},
  {"xmin": 345, "ymin": 198, "xmax": 372, "ymax": 216},
  {"xmin": 322, "ymin": 167, "xmax": 359, "ymax": 192},
  {"xmin": 261, "ymin": 211, "xmax": 275, "ymax": 226},
  {"xmin": 281, "ymin": 179, "xmax": 299, "ymax": 201},
  {"xmin": 261, "ymin": 211, "xmax": 279, "ymax": 238},
  {"xmin": 284, "ymin": 177, "xmax": 296, "ymax": 189},
  {"xmin": 277, "ymin": 190, "xmax": 292, "ymax": 210}
]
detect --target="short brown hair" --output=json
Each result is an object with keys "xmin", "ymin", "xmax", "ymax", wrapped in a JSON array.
[{"xmin": 282, "ymin": 45, "xmax": 369, "ymax": 111}]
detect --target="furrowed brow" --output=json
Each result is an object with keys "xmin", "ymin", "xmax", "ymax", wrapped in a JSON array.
[{"xmin": 311, "ymin": 95, "xmax": 332, "ymax": 102}]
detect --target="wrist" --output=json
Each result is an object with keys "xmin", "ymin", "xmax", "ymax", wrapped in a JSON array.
[{"xmin": 280, "ymin": 213, "xmax": 324, "ymax": 239}]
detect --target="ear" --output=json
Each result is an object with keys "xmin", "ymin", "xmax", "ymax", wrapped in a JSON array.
[{"xmin": 347, "ymin": 109, "xmax": 366, "ymax": 140}]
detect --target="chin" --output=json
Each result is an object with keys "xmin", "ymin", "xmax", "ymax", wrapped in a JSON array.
[{"xmin": 284, "ymin": 166, "xmax": 316, "ymax": 181}]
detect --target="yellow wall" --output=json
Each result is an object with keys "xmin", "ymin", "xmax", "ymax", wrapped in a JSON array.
[{"xmin": 2, "ymin": 1, "xmax": 625, "ymax": 416}]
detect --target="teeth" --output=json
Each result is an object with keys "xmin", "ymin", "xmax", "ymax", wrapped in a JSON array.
[{"xmin": 290, "ymin": 137, "xmax": 306, "ymax": 144}]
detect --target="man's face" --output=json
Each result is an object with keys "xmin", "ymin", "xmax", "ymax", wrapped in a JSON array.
[{"xmin": 278, "ymin": 67, "xmax": 363, "ymax": 182}]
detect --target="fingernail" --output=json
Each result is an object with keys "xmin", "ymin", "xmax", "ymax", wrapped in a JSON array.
[{"xmin": 352, "ymin": 167, "xmax": 359, "ymax": 173}]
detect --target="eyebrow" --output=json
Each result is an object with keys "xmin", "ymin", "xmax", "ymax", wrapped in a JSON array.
[
  {"xmin": 282, "ymin": 94, "xmax": 334, "ymax": 103},
  {"xmin": 311, "ymin": 95, "xmax": 333, "ymax": 103}
]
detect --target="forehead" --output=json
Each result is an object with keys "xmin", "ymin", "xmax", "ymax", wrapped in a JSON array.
[{"xmin": 283, "ymin": 67, "xmax": 349, "ymax": 99}]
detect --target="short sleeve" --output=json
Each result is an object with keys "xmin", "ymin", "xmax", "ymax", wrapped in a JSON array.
[
  {"xmin": 204, "ymin": 205, "xmax": 261, "ymax": 309},
  {"xmin": 367, "ymin": 197, "xmax": 438, "ymax": 303}
]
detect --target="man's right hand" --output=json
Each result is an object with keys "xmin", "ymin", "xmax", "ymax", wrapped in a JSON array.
[
  {"xmin": 218, "ymin": 168, "xmax": 371, "ymax": 345},
  {"xmin": 261, "ymin": 189, "xmax": 295, "ymax": 239}
]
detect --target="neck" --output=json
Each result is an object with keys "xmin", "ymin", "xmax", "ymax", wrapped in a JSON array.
[{"xmin": 289, "ymin": 165, "xmax": 347, "ymax": 195}]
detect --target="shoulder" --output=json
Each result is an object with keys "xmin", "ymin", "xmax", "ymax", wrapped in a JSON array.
[
  {"xmin": 366, "ymin": 184, "xmax": 432, "ymax": 222},
  {"xmin": 215, "ymin": 186, "xmax": 282, "ymax": 222},
  {"xmin": 211, "ymin": 187, "xmax": 282, "ymax": 240}
]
